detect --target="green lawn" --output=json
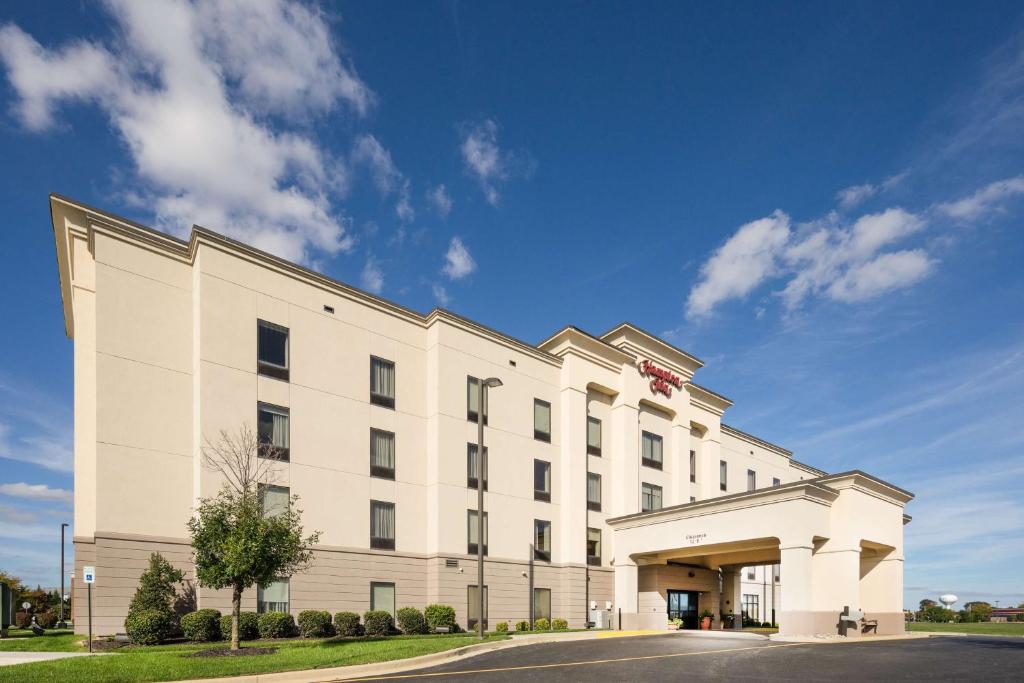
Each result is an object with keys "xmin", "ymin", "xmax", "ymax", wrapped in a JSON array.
[
  {"xmin": 0, "ymin": 632, "xmax": 508, "ymax": 683},
  {"xmin": 0, "ymin": 629, "xmax": 81, "ymax": 652},
  {"xmin": 907, "ymin": 621, "xmax": 1024, "ymax": 636}
]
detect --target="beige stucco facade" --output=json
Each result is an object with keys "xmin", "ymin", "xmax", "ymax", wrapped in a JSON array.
[{"xmin": 52, "ymin": 194, "xmax": 912, "ymax": 637}]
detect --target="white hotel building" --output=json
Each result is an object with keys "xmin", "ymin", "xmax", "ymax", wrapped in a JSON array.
[{"xmin": 52, "ymin": 194, "xmax": 912, "ymax": 637}]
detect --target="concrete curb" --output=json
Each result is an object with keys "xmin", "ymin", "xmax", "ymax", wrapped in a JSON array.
[
  {"xmin": 171, "ymin": 630, "xmax": 664, "ymax": 683},
  {"xmin": 670, "ymin": 630, "xmax": 769, "ymax": 641},
  {"xmin": 769, "ymin": 633, "xmax": 933, "ymax": 644}
]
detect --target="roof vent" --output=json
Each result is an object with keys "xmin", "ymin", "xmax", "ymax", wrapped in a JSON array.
[{"xmin": 445, "ymin": 559, "xmax": 459, "ymax": 568}]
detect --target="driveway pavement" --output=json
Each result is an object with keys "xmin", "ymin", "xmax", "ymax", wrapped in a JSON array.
[{"xmin": 340, "ymin": 632, "xmax": 1024, "ymax": 681}]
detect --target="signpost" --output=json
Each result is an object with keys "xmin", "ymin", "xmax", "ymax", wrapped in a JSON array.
[{"xmin": 83, "ymin": 566, "xmax": 95, "ymax": 652}]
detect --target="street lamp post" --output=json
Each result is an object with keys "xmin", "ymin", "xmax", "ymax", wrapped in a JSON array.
[
  {"xmin": 59, "ymin": 523, "xmax": 68, "ymax": 628},
  {"xmin": 476, "ymin": 377, "xmax": 502, "ymax": 640}
]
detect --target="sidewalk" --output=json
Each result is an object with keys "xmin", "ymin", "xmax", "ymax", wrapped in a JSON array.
[
  {"xmin": 0, "ymin": 651, "xmax": 104, "ymax": 667},
  {"xmin": 175, "ymin": 629, "xmax": 666, "ymax": 683}
]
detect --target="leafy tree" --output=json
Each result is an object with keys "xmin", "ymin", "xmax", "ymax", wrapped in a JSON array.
[
  {"xmin": 188, "ymin": 425, "xmax": 320, "ymax": 650},
  {"xmin": 920, "ymin": 605, "xmax": 956, "ymax": 623},
  {"xmin": 128, "ymin": 553, "xmax": 184, "ymax": 617},
  {"xmin": 918, "ymin": 598, "xmax": 937, "ymax": 611},
  {"xmin": 960, "ymin": 601, "xmax": 993, "ymax": 623}
]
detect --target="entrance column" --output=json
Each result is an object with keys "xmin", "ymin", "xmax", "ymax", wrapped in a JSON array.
[
  {"xmin": 778, "ymin": 543, "xmax": 814, "ymax": 636},
  {"xmin": 721, "ymin": 568, "xmax": 742, "ymax": 629},
  {"xmin": 613, "ymin": 561, "xmax": 638, "ymax": 629},
  {"xmin": 812, "ymin": 544, "xmax": 861, "ymax": 636}
]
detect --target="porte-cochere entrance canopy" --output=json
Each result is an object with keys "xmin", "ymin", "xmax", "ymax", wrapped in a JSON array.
[{"xmin": 607, "ymin": 471, "xmax": 913, "ymax": 637}]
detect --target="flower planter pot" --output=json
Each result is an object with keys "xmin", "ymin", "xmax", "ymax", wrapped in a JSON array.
[{"xmin": 700, "ymin": 617, "xmax": 712, "ymax": 630}]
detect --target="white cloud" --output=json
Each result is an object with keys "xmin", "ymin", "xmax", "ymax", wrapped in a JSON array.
[
  {"xmin": 0, "ymin": 0, "xmax": 373, "ymax": 264},
  {"xmin": 459, "ymin": 119, "xmax": 533, "ymax": 206},
  {"xmin": 0, "ymin": 482, "xmax": 72, "ymax": 504},
  {"xmin": 687, "ymin": 206, "xmax": 934, "ymax": 318},
  {"xmin": 937, "ymin": 175, "xmax": 1024, "ymax": 221},
  {"xmin": 685, "ymin": 211, "xmax": 792, "ymax": 319},
  {"xmin": 441, "ymin": 236, "xmax": 476, "ymax": 280},
  {"xmin": 0, "ymin": 422, "xmax": 72, "ymax": 473},
  {"xmin": 426, "ymin": 184, "xmax": 453, "ymax": 218},
  {"xmin": 836, "ymin": 183, "xmax": 878, "ymax": 210},
  {"xmin": 432, "ymin": 283, "xmax": 451, "ymax": 307},
  {"xmin": 826, "ymin": 250, "xmax": 935, "ymax": 302},
  {"xmin": 360, "ymin": 256, "xmax": 384, "ymax": 294},
  {"xmin": 352, "ymin": 134, "xmax": 414, "ymax": 222}
]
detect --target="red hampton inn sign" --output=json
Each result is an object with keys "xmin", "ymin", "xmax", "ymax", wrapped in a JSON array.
[{"xmin": 638, "ymin": 359, "xmax": 683, "ymax": 397}]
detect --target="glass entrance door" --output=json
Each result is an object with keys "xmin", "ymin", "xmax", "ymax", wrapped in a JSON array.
[{"xmin": 667, "ymin": 590, "xmax": 699, "ymax": 629}]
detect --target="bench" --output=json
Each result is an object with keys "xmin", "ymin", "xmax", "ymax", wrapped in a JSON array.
[{"xmin": 860, "ymin": 616, "xmax": 879, "ymax": 634}]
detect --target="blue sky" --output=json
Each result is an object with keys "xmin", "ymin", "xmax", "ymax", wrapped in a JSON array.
[{"xmin": 0, "ymin": 1, "xmax": 1022, "ymax": 610}]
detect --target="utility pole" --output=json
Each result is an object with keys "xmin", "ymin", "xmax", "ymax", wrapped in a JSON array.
[{"xmin": 59, "ymin": 523, "xmax": 68, "ymax": 628}]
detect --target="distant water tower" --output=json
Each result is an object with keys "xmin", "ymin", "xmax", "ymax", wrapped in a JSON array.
[{"xmin": 939, "ymin": 594, "xmax": 958, "ymax": 610}]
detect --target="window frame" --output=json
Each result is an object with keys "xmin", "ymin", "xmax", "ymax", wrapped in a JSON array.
[
  {"xmin": 257, "ymin": 320, "xmax": 289, "ymax": 381},
  {"xmin": 467, "ymin": 509, "xmax": 488, "ymax": 556},
  {"xmin": 257, "ymin": 402, "xmax": 290, "ymax": 461},
  {"xmin": 369, "ymin": 356, "xmax": 396, "ymax": 409},
  {"xmin": 689, "ymin": 449, "xmax": 696, "ymax": 483},
  {"xmin": 720, "ymin": 460, "xmax": 728, "ymax": 491},
  {"xmin": 533, "ymin": 459, "xmax": 551, "ymax": 502},
  {"xmin": 641, "ymin": 482, "xmax": 663, "ymax": 512},
  {"xmin": 587, "ymin": 472, "xmax": 602, "ymax": 511},
  {"xmin": 370, "ymin": 581, "xmax": 396, "ymax": 618},
  {"xmin": 586, "ymin": 416, "xmax": 602, "ymax": 456},
  {"xmin": 742, "ymin": 593, "xmax": 760, "ymax": 621},
  {"xmin": 258, "ymin": 483, "xmax": 290, "ymax": 517},
  {"xmin": 533, "ymin": 587, "xmax": 551, "ymax": 623},
  {"xmin": 370, "ymin": 428, "xmax": 396, "ymax": 480},
  {"xmin": 533, "ymin": 399, "xmax": 552, "ymax": 442},
  {"xmin": 467, "ymin": 443, "xmax": 488, "ymax": 491},
  {"xmin": 467, "ymin": 584, "xmax": 488, "ymax": 631},
  {"xmin": 587, "ymin": 527, "xmax": 602, "ymax": 566},
  {"xmin": 533, "ymin": 519, "xmax": 552, "ymax": 562},
  {"xmin": 370, "ymin": 500, "xmax": 396, "ymax": 550},
  {"xmin": 641, "ymin": 431, "xmax": 663, "ymax": 470},
  {"xmin": 257, "ymin": 577, "xmax": 289, "ymax": 613},
  {"xmin": 747, "ymin": 469, "xmax": 756, "ymax": 492},
  {"xmin": 466, "ymin": 376, "xmax": 488, "ymax": 425},
  {"xmin": 772, "ymin": 477, "xmax": 781, "ymax": 488}
]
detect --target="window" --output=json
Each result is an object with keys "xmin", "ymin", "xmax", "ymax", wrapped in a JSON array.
[
  {"xmin": 742, "ymin": 594, "xmax": 760, "ymax": 622},
  {"xmin": 467, "ymin": 443, "xmax": 489, "ymax": 490},
  {"xmin": 747, "ymin": 469, "xmax": 756, "ymax": 492},
  {"xmin": 534, "ymin": 399, "xmax": 551, "ymax": 442},
  {"xmin": 773, "ymin": 565, "xmax": 780, "ymax": 582},
  {"xmin": 772, "ymin": 477, "xmax": 781, "ymax": 488},
  {"xmin": 370, "ymin": 356, "xmax": 396, "ymax": 409},
  {"xmin": 260, "ymin": 484, "xmax": 289, "ymax": 517},
  {"xmin": 690, "ymin": 496, "xmax": 696, "ymax": 503},
  {"xmin": 587, "ymin": 417, "xmax": 602, "ymax": 456},
  {"xmin": 747, "ymin": 569, "xmax": 756, "ymax": 580},
  {"xmin": 533, "ymin": 587, "xmax": 551, "ymax": 622},
  {"xmin": 257, "ymin": 320, "xmax": 289, "ymax": 381},
  {"xmin": 467, "ymin": 585, "xmax": 488, "ymax": 630},
  {"xmin": 257, "ymin": 403, "xmax": 290, "ymax": 461},
  {"xmin": 466, "ymin": 376, "xmax": 488, "ymax": 424},
  {"xmin": 641, "ymin": 431, "xmax": 663, "ymax": 469},
  {"xmin": 534, "ymin": 459, "xmax": 551, "ymax": 502},
  {"xmin": 467, "ymin": 509, "xmax": 488, "ymax": 555},
  {"xmin": 587, "ymin": 472, "xmax": 602, "ymax": 511},
  {"xmin": 641, "ymin": 482, "xmax": 662, "ymax": 512},
  {"xmin": 370, "ymin": 500, "xmax": 395, "ymax": 550},
  {"xmin": 371, "ymin": 582, "xmax": 396, "ymax": 618},
  {"xmin": 720, "ymin": 460, "xmax": 728, "ymax": 491},
  {"xmin": 587, "ymin": 527, "xmax": 601, "ymax": 566},
  {"xmin": 370, "ymin": 429, "xmax": 395, "ymax": 479},
  {"xmin": 257, "ymin": 578, "xmax": 289, "ymax": 613},
  {"xmin": 534, "ymin": 519, "xmax": 551, "ymax": 561},
  {"xmin": 689, "ymin": 450, "xmax": 696, "ymax": 483}
]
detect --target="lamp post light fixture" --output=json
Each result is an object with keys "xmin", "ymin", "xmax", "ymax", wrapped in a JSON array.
[
  {"xmin": 476, "ymin": 377, "xmax": 502, "ymax": 640},
  {"xmin": 59, "ymin": 522, "xmax": 69, "ymax": 628}
]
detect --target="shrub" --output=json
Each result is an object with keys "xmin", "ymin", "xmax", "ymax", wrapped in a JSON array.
[
  {"xmin": 35, "ymin": 611, "xmax": 58, "ymax": 628},
  {"xmin": 128, "ymin": 553, "xmax": 184, "ymax": 618},
  {"xmin": 180, "ymin": 609, "xmax": 222, "ymax": 642},
  {"xmin": 297, "ymin": 610, "xmax": 334, "ymax": 638},
  {"xmin": 257, "ymin": 611, "xmax": 296, "ymax": 639},
  {"xmin": 551, "ymin": 618, "xmax": 568, "ymax": 630},
  {"xmin": 125, "ymin": 609, "xmax": 172, "ymax": 645},
  {"xmin": 761, "ymin": 621, "xmax": 773, "ymax": 628},
  {"xmin": 514, "ymin": 620, "xmax": 530, "ymax": 631},
  {"xmin": 396, "ymin": 607, "xmax": 428, "ymax": 634},
  {"xmin": 424, "ymin": 604, "xmax": 457, "ymax": 631},
  {"xmin": 14, "ymin": 612, "xmax": 30, "ymax": 628},
  {"xmin": 334, "ymin": 611, "xmax": 362, "ymax": 637},
  {"xmin": 534, "ymin": 617, "xmax": 550, "ymax": 630},
  {"xmin": 363, "ymin": 610, "xmax": 394, "ymax": 636},
  {"xmin": 495, "ymin": 621, "xmax": 509, "ymax": 632},
  {"xmin": 219, "ymin": 612, "xmax": 259, "ymax": 641}
]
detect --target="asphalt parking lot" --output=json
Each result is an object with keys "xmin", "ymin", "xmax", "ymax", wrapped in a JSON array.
[{"xmin": 345, "ymin": 633, "xmax": 1024, "ymax": 681}]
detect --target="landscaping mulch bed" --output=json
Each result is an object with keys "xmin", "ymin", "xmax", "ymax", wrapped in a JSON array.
[
  {"xmin": 90, "ymin": 639, "xmax": 130, "ymax": 651},
  {"xmin": 188, "ymin": 646, "xmax": 278, "ymax": 658}
]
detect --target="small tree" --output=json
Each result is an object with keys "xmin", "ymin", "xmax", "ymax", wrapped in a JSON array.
[
  {"xmin": 188, "ymin": 425, "xmax": 320, "ymax": 650},
  {"xmin": 129, "ymin": 553, "xmax": 184, "ymax": 617}
]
